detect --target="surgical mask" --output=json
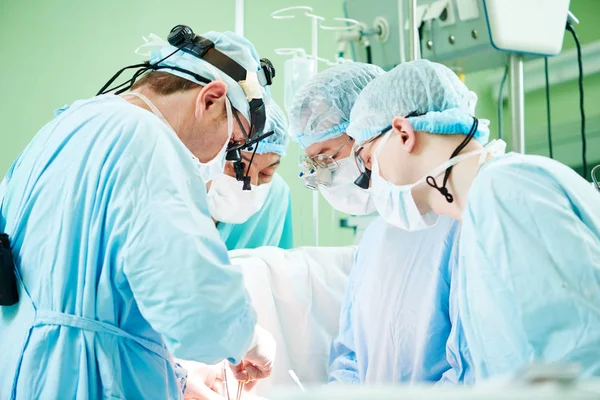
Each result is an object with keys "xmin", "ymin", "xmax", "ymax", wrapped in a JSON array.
[
  {"xmin": 318, "ymin": 157, "xmax": 376, "ymax": 215},
  {"xmin": 207, "ymin": 174, "xmax": 271, "ymax": 224},
  {"xmin": 371, "ymin": 131, "xmax": 506, "ymax": 231},
  {"xmin": 197, "ymin": 97, "xmax": 234, "ymax": 183}
]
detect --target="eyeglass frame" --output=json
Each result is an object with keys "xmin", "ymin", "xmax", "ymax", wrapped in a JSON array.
[{"xmin": 352, "ymin": 125, "xmax": 392, "ymax": 182}]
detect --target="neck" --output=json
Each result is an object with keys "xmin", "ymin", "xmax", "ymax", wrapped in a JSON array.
[{"xmin": 425, "ymin": 139, "xmax": 484, "ymax": 221}]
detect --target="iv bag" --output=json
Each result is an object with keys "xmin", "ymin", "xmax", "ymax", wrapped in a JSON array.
[{"xmin": 284, "ymin": 57, "xmax": 315, "ymax": 113}]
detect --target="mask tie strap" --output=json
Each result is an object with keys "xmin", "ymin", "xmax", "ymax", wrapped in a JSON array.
[
  {"xmin": 426, "ymin": 117, "xmax": 479, "ymax": 203},
  {"xmin": 425, "ymin": 176, "xmax": 454, "ymax": 203}
]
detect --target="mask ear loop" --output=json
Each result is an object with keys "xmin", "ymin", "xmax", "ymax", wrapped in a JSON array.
[{"xmin": 426, "ymin": 118, "xmax": 479, "ymax": 203}]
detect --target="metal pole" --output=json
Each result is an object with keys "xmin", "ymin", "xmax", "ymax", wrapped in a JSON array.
[
  {"xmin": 408, "ymin": 0, "xmax": 419, "ymax": 61},
  {"xmin": 312, "ymin": 192, "xmax": 319, "ymax": 246},
  {"xmin": 311, "ymin": 15, "xmax": 320, "ymax": 246},
  {"xmin": 398, "ymin": 0, "xmax": 406, "ymax": 63},
  {"xmin": 509, "ymin": 53, "xmax": 525, "ymax": 153},
  {"xmin": 234, "ymin": 0, "xmax": 244, "ymax": 36},
  {"xmin": 311, "ymin": 16, "xmax": 319, "ymax": 73}
]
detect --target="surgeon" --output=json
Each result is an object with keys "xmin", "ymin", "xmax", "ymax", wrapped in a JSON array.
[
  {"xmin": 288, "ymin": 62, "xmax": 472, "ymax": 384},
  {"xmin": 207, "ymin": 100, "xmax": 294, "ymax": 250},
  {"xmin": 0, "ymin": 28, "xmax": 276, "ymax": 400},
  {"xmin": 349, "ymin": 59, "xmax": 600, "ymax": 380}
]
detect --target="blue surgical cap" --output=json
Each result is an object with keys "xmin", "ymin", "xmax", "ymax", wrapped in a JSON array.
[
  {"xmin": 148, "ymin": 31, "xmax": 268, "ymax": 123},
  {"xmin": 288, "ymin": 62, "xmax": 385, "ymax": 149},
  {"xmin": 347, "ymin": 59, "xmax": 490, "ymax": 145},
  {"xmin": 247, "ymin": 100, "xmax": 290, "ymax": 157}
]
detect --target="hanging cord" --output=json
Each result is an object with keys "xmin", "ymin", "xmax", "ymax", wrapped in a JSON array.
[
  {"xmin": 426, "ymin": 118, "xmax": 479, "ymax": 203},
  {"xmin": 114, "ymin": 67, "xmax": 149, "ymax": 95},
  {"xmin": 544, "ymin": 57, "xmax": 553, "ymax": 159},
  {"xmin": 566, "ymin": 23, "xmax": 587, "ymax": 178},
  {"xmin": 365, "ymin": 43, "xmax": 373, "ymax": 64},
  {"xmin": 498, "ymin": 64, "xmax": 509, "ymax": 140},
  {"xmin": 97, "ymin": 63, "xmax": 149, "ymax": 95}
]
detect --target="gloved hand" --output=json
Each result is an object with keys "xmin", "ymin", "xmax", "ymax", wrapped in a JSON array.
[
  {"xmin": 178, "ymin": 360, "xmax": 225, "ymax": 400},
  {"xmin": 231, "ymin": 325, "xmax": 276, "ymax": 391}
]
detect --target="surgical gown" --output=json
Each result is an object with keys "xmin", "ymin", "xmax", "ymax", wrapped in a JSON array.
[
  {"xmin": 0, "ymin": 95, "xmax": 257, "ymax": 400},
  {"xmin": 217, "ymin": 173, "xmax": 294, "ymax": 250},
  {"xmin": 458, "ymin": 153, "xmax": 600, "ymax": 380},
  {"xmin": 328, "ymin": 216, "xmax": 474, "ymax": 384}
]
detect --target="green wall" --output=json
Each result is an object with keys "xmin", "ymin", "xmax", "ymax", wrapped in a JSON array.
[{"xmin": 1, "ymin": 0, "xmax": 598, "ymax": 248}]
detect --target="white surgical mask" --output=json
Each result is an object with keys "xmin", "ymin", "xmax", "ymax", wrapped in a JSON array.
[
  {"xmin": 207, "ymin": 174, "xmax": 271, "ymax": 224},
  {"xmin": 371, "ymin": 131, "xmax": 506, "ymax": 231},
  {"xmin": 318, "ymin": 157, "xmax": 376, "ymax": 215}
]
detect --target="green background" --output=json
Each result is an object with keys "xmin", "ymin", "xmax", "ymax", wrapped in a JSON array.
[{"xmin": 1, "ymin": 0, "xmax": 598, "ymax": 247}]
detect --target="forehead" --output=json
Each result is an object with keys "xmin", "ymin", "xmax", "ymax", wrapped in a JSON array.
[
  {"xmin": 241, "ymin": 151, "xmax": 280, "ymax": 168},
  {"xmin": 304, "ymin": 135, "xmax": 348, "ymax": 157}
]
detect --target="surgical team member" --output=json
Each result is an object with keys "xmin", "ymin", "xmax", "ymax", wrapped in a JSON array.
[
  {"xmin": 288, "ymin": 62, "xmax": 472, "ymax": 384},
  {"xmin": 0, "ymin": 30, "xmax": 275, "ymax": 399},
  {"xmin": 349, "ymin": 59, "xmax": 600, "ymax": 380},
  {"xmin": 207, "ymin": 100, "xmax": 294, "ymax": 250}
]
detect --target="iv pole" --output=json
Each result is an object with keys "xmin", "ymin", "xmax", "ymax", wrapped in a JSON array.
[
  {"xmin": 307, "ymin": 12, "xmax": 324, "ymax": 246},
  {"xmin": 235, "ymin": 0, "xmax": 244, "ymax": 36},
  {"xmin": 509, "ymin": 54, "xmax": 526, "ymax": 153}
]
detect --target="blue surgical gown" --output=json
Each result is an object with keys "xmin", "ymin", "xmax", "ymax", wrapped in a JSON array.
[
  {"xmin": 0, "ymin": 95, "xmax": 257, "ymax": 400},
  {"xmin": 328, "ymin": 215, "xmax": 474, "ymax": 384},
  {"xmin": 217, "ymin": 173, "xmax": 294, "ymax": 250},
  {"xmin": 458, "ymin": 153, "xmax": 600, "ymax": 380}
]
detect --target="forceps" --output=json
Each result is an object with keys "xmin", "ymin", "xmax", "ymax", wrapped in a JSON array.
[{"xmin": 222, "ymin": 362, "xmax": 251, "ymax": 400}]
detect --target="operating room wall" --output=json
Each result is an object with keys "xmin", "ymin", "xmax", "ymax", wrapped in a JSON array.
[
  {"xmin": 1, "ymin": 0, "xmax": 598, "ymax": 249},
  {"xmin": 0, "ymin": 0, "xmax": 354, "ymax": 248}
]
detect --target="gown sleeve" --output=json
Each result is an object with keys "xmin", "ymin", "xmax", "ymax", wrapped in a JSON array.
[{"xmin": 458, "ymin": 161, "xmax": 600, "ymax": 379}]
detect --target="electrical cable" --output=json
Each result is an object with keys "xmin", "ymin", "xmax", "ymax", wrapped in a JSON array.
[
  {"xmin": 498, "ymin": 64, "xmax": 509, "ymax": 140},
  {"xmin": 566, "ymin": 23, "xmax": 587, "ymax": 178},
  {"xmin": 544, "ymin": 57, "xmax": 554, "ymax": 159}
]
